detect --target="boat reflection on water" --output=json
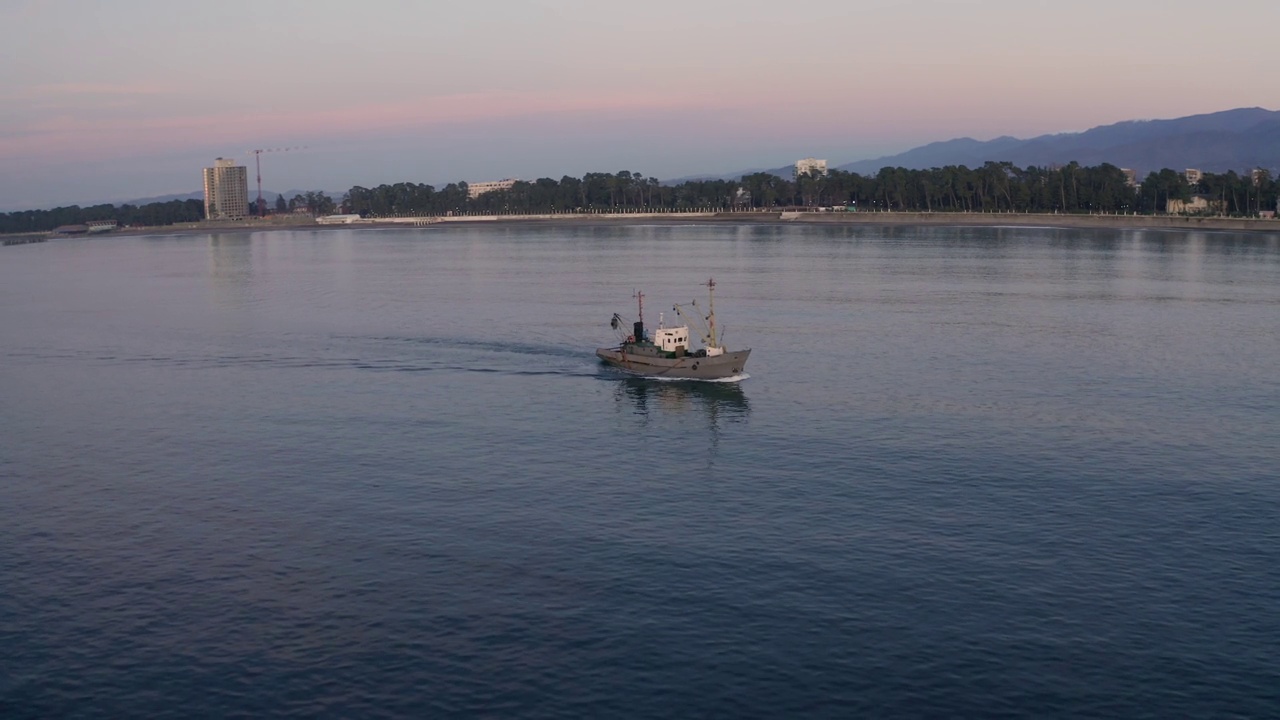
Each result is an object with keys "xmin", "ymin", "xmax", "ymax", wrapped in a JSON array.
[{"xmin": 612, "ymin": 375, "xmax": 750, "ymax": 429}]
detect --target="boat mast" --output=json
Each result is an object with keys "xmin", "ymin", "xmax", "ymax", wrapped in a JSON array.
[
  {"xmin": 630, "ymin": 289, "xmax": 645, "ymax": 343},
  {"xmin": 706, "ymin": 278, "xmax": 717, "ymax": 347}
]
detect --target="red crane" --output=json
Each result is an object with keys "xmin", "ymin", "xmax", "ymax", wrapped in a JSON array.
[{"xmin": 245, "ymin": 147, "xmax": 305, "ymax": 216}]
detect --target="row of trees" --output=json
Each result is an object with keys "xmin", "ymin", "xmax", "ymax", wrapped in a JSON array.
[
  {"xmin": 4, "ymin": 163, "xmax": 1277, "ymax": 234},
  {"xmin": 342, "ymin": 163, "xmax": 1279, "ymax": 218},
  {"xmin": 0, "ymin": 192, "xmax": 345, "ymax": 234},
  {"xmin": 249, "ymin": 192, "xmax": 338, "ymax": 217},
  {"xmin": 342, "ymin": 171, "xmax": 678, "ymax": 217},
  {"xmin": 0, "ymin": 199, "xmax": 205, "ymax": 235}
]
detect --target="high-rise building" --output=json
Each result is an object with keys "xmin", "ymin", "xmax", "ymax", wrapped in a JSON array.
[
  {"xmin": 794, "ymin": 158, "xmax": 828, "ymax": 179},
  {"xmin": 1184, "ymin": 168, "xmax": 1202, "ymax": 186},
  {"xmin": 203, "ymin": 158, "xmax": 249, "ymax": 220},
  {"xmin": 1120, "ymin": 168, "xmax": 1139, "ymax": 187}
]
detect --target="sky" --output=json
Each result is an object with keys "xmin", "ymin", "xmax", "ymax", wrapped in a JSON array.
[{"xmin": 1, "ymin": 0, "xmax": 1278, "ymax": 209}]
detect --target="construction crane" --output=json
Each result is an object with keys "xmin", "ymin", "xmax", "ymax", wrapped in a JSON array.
[{"xmin": 244, "ymin": 146, "xmax": 306, "ymax": 216}]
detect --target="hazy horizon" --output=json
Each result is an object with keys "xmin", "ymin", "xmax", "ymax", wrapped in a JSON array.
[{"xmin": 3, "ymin": 0, "xmax": 1278, "ymax": 210}]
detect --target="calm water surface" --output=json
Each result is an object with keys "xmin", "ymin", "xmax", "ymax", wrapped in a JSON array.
[{"xmin": 2, "ymin": 224, "xmax": 1279, "ymax": 718}]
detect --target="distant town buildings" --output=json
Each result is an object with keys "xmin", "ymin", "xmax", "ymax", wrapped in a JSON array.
[
  {"xmin": 467, "ymin": 179, "xmax": 518, "ymax": 199},
  {"xmin": 794, "ymin": 158, "xmax": 828, "ymax": 179},
  {"xmin": 202, "ymin": 158, "xmax": 249, "ymax": 220},
  {"xmin": 1252, "ymin": 168, "xmax": 1268, "ymax": 186},
  {"xmin": 1183, "ymin": 168, "xmax": 1202, "ymax": 186},
  {"xmin": 1120, "ymin": 168, "xmax": 1139, "ymax": 188}
]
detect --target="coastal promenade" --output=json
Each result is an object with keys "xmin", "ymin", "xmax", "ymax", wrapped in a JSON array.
[
  {"xmin": 375, "ymin": 210, "xmax": 1280, "ymax": 233},
  {"xmin": 10, "ymin": 209, "xmax": 1280, "ymax": 241},
  {"xmin": 779, "ymin": 211, "xmax": 1280, "ymax": 232}
]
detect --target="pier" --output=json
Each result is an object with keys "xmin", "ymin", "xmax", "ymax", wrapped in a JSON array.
[{"xmin": 2, "ymin": 234, "xmax": 47, "ymax": 247}]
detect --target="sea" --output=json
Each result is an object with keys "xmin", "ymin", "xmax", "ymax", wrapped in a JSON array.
[{"xmin": 2, "ymin": 223, "xmax": 1278, "ymax": 718}]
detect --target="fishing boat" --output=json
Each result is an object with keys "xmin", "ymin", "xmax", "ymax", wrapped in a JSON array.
[{"xmin": 596, "ymin": 278, "xmax": 751, "ymax": 381}]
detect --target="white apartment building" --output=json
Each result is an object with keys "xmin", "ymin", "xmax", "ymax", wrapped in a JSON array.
[
  {"xmin": 1183, "ymin": 168, "xmax": 1202, "ymax": 186},
  {"xmin": 203, "ymin": 158, "xmax": 249, "ymax": 220},
  {"xmin": 794, "ymin": 158, "xmax": 828, "ymax": 179},
  {"xmin": 467, "ymin": 179, "xmax": 518, "ymax": 199}
]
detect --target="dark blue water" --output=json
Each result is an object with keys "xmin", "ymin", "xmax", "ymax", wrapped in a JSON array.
[{"xmin": 3, "ymin": 224, "xmax": 1279, "ymax": 718}]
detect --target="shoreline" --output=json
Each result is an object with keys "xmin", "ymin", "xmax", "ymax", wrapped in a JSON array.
[{"xmin": 8, "ymin": 211, "xmax": 1280, "ymax": 241}]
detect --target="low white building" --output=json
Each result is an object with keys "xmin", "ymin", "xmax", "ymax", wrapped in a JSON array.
[
  {"xmin": 794, "ymin": 158, "xmax": 828, "ymax": 179},
  {"xmin": 467, "ymin": 179, "xmax": 518, "ymax": 199},
  {"xmin": 1166, "ymin": 195, "xmax": 1223, "ymax": 215},
  {"xmin": 316, "ymin": 214, "xmax": 363, "ymax": 225}
]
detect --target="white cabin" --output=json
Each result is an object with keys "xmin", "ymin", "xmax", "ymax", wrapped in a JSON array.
[{"xmin": 653, "ymin": 326, "xmax": 691, "ymax": 352}]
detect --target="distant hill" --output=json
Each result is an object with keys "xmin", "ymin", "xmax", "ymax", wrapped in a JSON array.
[
  {"xmin": 121, "ymin": 191, "xmax": 204, "ymax": 205},
  {"xmin": 837, "ymin": 107, "xmax": 1280, "ymax": 176},
  {"xmin": 663, "ymin": 166, "xmax": 790, "ymax": 184},
  {"xmin": 119, "ymin": 189, "xmax": 345, "ymax": 206},
  {"xmin": 276, "ymin": 189, "xmax": 346, "ymax": 202},
  {"xmin": 664, "ymin": 108, "xmax": 1280, "ymax": 183}
]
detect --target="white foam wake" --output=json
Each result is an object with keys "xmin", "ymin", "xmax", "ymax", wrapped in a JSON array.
[{"xmin": 648, "ymin": 373, "xmax": 750, "ymax": 384}]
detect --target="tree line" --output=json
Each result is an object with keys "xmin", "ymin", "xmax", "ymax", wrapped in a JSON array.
[
  {"xmin": 0, "ymin": 199, "xmax": 206, "ymax": 235},
  {"xmin": 250, "ymin": 191, "xmax": 338, "ymax": 217},
  {"xmin": 4, "ymin": 163, "xmax": 1277, "ymax": 235},
  {"xmin": 343, "ymin": 164, "xmax": 1278, "ymax": 217},
  {"xmin": 0, "ymin": 192, "xmax": 341, "ymax": 234}
]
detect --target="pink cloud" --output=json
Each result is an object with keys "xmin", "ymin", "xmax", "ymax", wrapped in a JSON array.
[
  {"xmin": 0, "ymin": 89, "xmax": 730, "ymax": 164},
  {"xmin": 31, "ymin": 83, "xmax": 171, "ymax": 97}
]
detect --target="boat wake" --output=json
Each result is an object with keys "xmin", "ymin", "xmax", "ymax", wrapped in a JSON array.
[
  {"xmin": 354, "ymin": 335, "xmax": 585, "ymax": 360},
  {"xmin": 618, "ymin": 371, "xmax": 750, "ymax": 384}
]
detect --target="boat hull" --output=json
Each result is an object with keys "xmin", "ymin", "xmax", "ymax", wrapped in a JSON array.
[{"xmin": 595, "ymin": 347, "xmax": 751, "ymax": 380}]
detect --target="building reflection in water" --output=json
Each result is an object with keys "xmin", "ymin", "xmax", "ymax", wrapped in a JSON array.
[
  {"xmin": 207, "ymin": 233, "xmax": 256, "ymax": 310},
  {"xmin": 208, "ymin": 233, "xmax": 254, "ymax": 278}
]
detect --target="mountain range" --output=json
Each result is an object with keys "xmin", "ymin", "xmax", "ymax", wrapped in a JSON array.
[
  {"xmin": 837, "ymin": 107, "xmax": 1280, "ymax": 176},
  {"xmin": 676, "ymin": 107, "xmax": 1280, "ymax": 183}
]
